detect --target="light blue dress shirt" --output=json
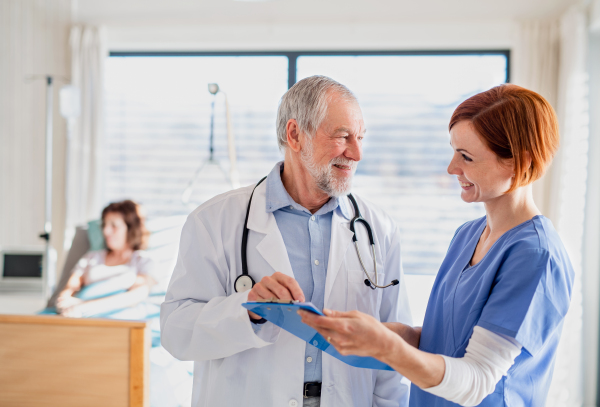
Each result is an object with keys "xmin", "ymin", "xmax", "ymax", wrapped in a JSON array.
[{"xmin": 263, "ymin": 161, "xmax": 352, "ymax": 383}]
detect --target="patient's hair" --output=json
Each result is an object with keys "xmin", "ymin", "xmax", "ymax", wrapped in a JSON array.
[
  {"xmin": 449, "ymin": 84, "xmax": 559, "ymax": 193},
  {"xmin": 101, "ymin": 200, "xmax": 149, "ymax": 251},
  {"xmin": 276, "ymin": 75, "xmax": 358, "ymax": 151}
]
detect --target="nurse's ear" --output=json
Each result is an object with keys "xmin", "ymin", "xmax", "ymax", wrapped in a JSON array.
[{"xmin": 507, "ymin": 150, "xmax": 532, "ymax": 181}]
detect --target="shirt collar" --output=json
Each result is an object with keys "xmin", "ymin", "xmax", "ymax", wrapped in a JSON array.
[{"xmin": 265, "ymin": 161, "xmax": 353, "ymax": 220}]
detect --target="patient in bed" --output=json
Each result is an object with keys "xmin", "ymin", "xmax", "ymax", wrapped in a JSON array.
[{"xmin": 55, "ymin": 200, "xmax": 156, "ymax": 317}]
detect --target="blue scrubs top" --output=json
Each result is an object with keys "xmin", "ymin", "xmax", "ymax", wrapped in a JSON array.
[{"xmin": 409, "ymin": 215, "xmax": 574, "ymax": 407}]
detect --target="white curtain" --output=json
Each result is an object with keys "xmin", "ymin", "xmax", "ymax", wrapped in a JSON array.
[
  {"xmin": 64, "ymin": 26, "xmax": 106, "ymax": 247},
  {"xmin": 512, "ymin": 19, "xmax": 561, "ymax": 218},
  {"xmin": 514, "ymin": 7, "xmax": 590, "ymax": 407},
  {"xmin": 547, "ymin": 7, "xmax": 590, "ymax": 407}
]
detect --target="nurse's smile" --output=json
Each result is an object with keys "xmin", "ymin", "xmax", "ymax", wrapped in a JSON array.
[{"xmin": 458, "ymin": 179, "xmax": 474, "ymax": 189}]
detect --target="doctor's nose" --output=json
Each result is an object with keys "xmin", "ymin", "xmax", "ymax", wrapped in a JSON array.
[{"xmin": 345, "ymin": 137, "xmax": 362, "ymax": 162}]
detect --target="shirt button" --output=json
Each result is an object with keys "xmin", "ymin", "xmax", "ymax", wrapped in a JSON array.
[
  {"xmin": 314, "ymin": 260, "xmax": 319, "ymax": 266},
  {"xmin": 307, "ymin": 356, "xmax": 313, "ymax": 363},
  {"xmin": 289, "ymin": 400, "xmax": 298, "ymax": 407},
  {"xmin": 311, "ymin": 215, "xmax": 315, "ymax": 221},
  {"xmin": 313, "ymin": 340, "xmax": 318, "ymax": 346},
  {"xmin": 290, "ymin": 205, "xmax": 294, "ymax": 210}
]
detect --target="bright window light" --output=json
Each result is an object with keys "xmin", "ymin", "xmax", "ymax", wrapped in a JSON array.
[
  {"xmin": 104, "ymin": 53, "xmax": 507, "ymax": 281},
  {"xmin": 104, "ymin": 56, "xmax": 288, "ymax": 216},
  {"xmin": 297, "ymin": 54, "xmax": 507, "ymax": 277}
]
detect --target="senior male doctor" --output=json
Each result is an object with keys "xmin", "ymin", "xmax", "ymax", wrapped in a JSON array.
[{"xmin": 161, "ymin": 75, "xmax": 412, "ymax": 407}]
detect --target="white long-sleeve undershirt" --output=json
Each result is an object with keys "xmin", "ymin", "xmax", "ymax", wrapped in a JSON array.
[{"xmin": 422, "ymin": 326, "xmax": 522, "ymax": 406}]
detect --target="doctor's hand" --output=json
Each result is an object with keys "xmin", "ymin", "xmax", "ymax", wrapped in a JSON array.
[
  {"xmin": 299, "ymin": 308, "xmax": 400, "ymax": 361},
  {"xmin": 247, "ymin": 272, "xmax": 305, "ymax": 320}
]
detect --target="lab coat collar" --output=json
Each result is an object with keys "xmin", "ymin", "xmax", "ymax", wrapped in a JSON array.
[
  {"xmin": 324, "ymin": 204, "xmax": 355, "ymax": 305},
  {"xmin": 247, "ymin": 175, "xmax": 355, "ymax": 290},
  {"xmin": 246, "ymin": 179, "xmax": 295, "ymax": 279}
]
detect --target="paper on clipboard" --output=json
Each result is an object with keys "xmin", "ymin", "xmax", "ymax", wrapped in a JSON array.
[{"xmin": 242, "ymin": 301, "xmax": 393, "ymax": 371}]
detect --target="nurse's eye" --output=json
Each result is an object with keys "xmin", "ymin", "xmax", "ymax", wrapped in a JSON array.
[{"xmin": 462, "ymin": 154, "xmax": 473, "ymax": 162}]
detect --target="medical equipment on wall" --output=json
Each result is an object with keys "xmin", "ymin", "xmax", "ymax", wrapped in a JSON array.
[
  {"xmin": 181, "ymin": 83, "xmax": 241, "ymax": 206},
  {"xmin": 235, "ymin": 178, "xmax": 400, "ymax": 293},
  {"xmin": 0, "ymin": 246, "xmax": 48, "ymax": 293}
]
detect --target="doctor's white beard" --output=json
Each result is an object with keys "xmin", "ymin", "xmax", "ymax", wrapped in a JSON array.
[{"xmin": 300, "ymin": 137, "xmax": 357, "ymax": 198}]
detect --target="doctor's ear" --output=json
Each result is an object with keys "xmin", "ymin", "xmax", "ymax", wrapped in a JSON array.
[{"xmin": 286, "ymin": 119, "xmax": 304, "ymax": 153}]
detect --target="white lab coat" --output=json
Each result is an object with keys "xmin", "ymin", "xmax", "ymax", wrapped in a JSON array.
[{"xmin": 160, "ymin": 179, "xmax": 412, "ymax": 407}]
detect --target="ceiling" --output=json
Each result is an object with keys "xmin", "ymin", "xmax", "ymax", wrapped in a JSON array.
[{"xmin": 74, "ymin": 0, "xmax": 580, "ymax": 25}]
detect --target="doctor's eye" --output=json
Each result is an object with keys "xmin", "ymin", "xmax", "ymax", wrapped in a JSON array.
[{"xmin": 462, "ymin": 154, "xmax": 472, "ymax": 162}]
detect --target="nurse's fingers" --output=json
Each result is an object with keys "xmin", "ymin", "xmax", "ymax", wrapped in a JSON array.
[
  {"xmin": 323, "ymin": 308, "xmax": 356, "ymax": 318},
  {"xmin": 299, "ymin": 310, "xmax": 347, "ymax": 333},
  {"xmin": 272, "ymin": 272, "xmax": 306, "ymax": 302},
  {"xmin": 307, "ymin": 325, "xmax": 357, "ymax": 356}
]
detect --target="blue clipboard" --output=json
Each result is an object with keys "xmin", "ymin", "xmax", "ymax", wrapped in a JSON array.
[{"xmin": 242, "ymin": 301, "xmax": 393, "ymax": 371}]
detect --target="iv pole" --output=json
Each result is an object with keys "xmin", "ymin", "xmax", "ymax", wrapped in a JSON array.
[
  {"xmin": 40, "ymin": 76, "xmax": 57, "ymax": 300},
  {"xmin": 181, "ymin": 83, "xmax": 240, "ymax": 205},
  {"xmin": 26, "ymin": 74, "xmax": 67, "ymax": 300}
]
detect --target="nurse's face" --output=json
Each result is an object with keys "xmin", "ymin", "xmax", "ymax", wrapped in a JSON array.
[
  {"xmin": 102, "ymin": 212, "xmax": 130, "ymax": 251},
  {"xmin": 447, "ymin": 121, "xmax": 514, "ymax": 204}
]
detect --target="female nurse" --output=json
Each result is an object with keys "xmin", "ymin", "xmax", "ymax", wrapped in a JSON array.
[{"xmin": 300, "ymin": 84, "xmax": 574, "ymax": 406}]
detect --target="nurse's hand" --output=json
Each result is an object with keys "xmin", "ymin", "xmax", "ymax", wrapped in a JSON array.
[
  {"xmin": 247, "ymin": 272, "xmax": 305, "ymax": 320},
  {"xmin": 299, "ymin": 308, "xmax": 398, "ymax": 360}
]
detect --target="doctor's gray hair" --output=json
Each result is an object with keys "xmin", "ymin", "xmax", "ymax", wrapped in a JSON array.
[{"xmin": 276, "ymin": 75, "xmax": 358, "ymax": 150}]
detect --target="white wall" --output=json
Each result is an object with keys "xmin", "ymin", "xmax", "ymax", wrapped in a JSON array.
[
  {"xmin": 106, "ymin": 20, "xmax": 514, "ymax": 52},
  {"xmin": 0, "ymin": 0, "xmax": 71, "ymax": 269}
]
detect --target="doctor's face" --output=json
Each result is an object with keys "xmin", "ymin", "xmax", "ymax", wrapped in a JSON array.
[
  {"xmin": 300, "ymin": 93, "xmax": 365, "ymax": 197},
  {"xmin": 447, "ymin": 121, "xmax": 514, "ymax": 204}
]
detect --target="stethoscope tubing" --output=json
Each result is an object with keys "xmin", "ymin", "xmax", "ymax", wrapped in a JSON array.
[{"xmin": 238, "ymin": 176, "xmax": 398, "ymax": 292}]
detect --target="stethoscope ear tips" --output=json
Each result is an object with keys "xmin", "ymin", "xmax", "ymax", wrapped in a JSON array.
[{"xmin": 391, "ymin": 279, "xmax": 399, "ymax": 286}]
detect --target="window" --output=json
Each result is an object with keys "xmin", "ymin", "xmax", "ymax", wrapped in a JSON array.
[
  {"xmin": 104, "ymin": 55, "xmax": 288, "ymax": 216},
  {"xmin": 104, "ymin": 52, "xmax": 507, "ymax": 277},
  {"xmin": 296, "ymin": 54, "xmax": 508, "ymax": 277}
]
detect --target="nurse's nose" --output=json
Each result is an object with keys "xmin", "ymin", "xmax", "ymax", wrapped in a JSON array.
[{"xmin": 447, "ymin": 154, "xmax": 461, "ymax": 176}]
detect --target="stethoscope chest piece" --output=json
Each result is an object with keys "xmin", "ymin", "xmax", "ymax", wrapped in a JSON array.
[{"xmin": 235, "ymin": 274, "xmax": 255, "ymax": 293}]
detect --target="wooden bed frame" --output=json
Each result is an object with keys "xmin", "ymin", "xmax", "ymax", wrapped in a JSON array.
[{"xmin": 0, "ymin": 314, "xmax": 149, "ymax": 407}]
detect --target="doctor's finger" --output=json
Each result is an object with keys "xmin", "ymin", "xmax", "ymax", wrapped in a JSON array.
[
  {"xmin": 272, "ymin": 272, "xmax": 305, "ymax": 302},
  {"xmin": 251, "ymin": 282, "xmax": 278, "ymax": 301},
  {"xmin": 261, "ymin": 277, "xmax": 295, "ymax": 301}
]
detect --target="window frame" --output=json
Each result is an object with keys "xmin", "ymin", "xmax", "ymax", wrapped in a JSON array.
[{"xmin": 109, "ymin": 50, "xmax": 511, "ymax": 89}]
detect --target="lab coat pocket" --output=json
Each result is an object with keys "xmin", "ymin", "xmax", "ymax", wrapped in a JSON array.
[{"xmin": 347, "ymin": 271, "xmax": 384, "ymax": 317}]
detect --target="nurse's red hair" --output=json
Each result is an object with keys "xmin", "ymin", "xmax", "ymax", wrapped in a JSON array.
[{"xmin": 449, "ymin": 84, "xmax": 559, "ymax": 193}]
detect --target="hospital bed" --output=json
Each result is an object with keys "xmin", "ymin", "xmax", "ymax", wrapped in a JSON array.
[{"xmin": 0, "ymin": 216, "xmax": 193, "ymax": 407}]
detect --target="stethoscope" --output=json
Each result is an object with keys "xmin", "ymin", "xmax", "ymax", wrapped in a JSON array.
[{"xmin": 234, "ymin": 177, "xmax": 400, "ymax": 293}]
